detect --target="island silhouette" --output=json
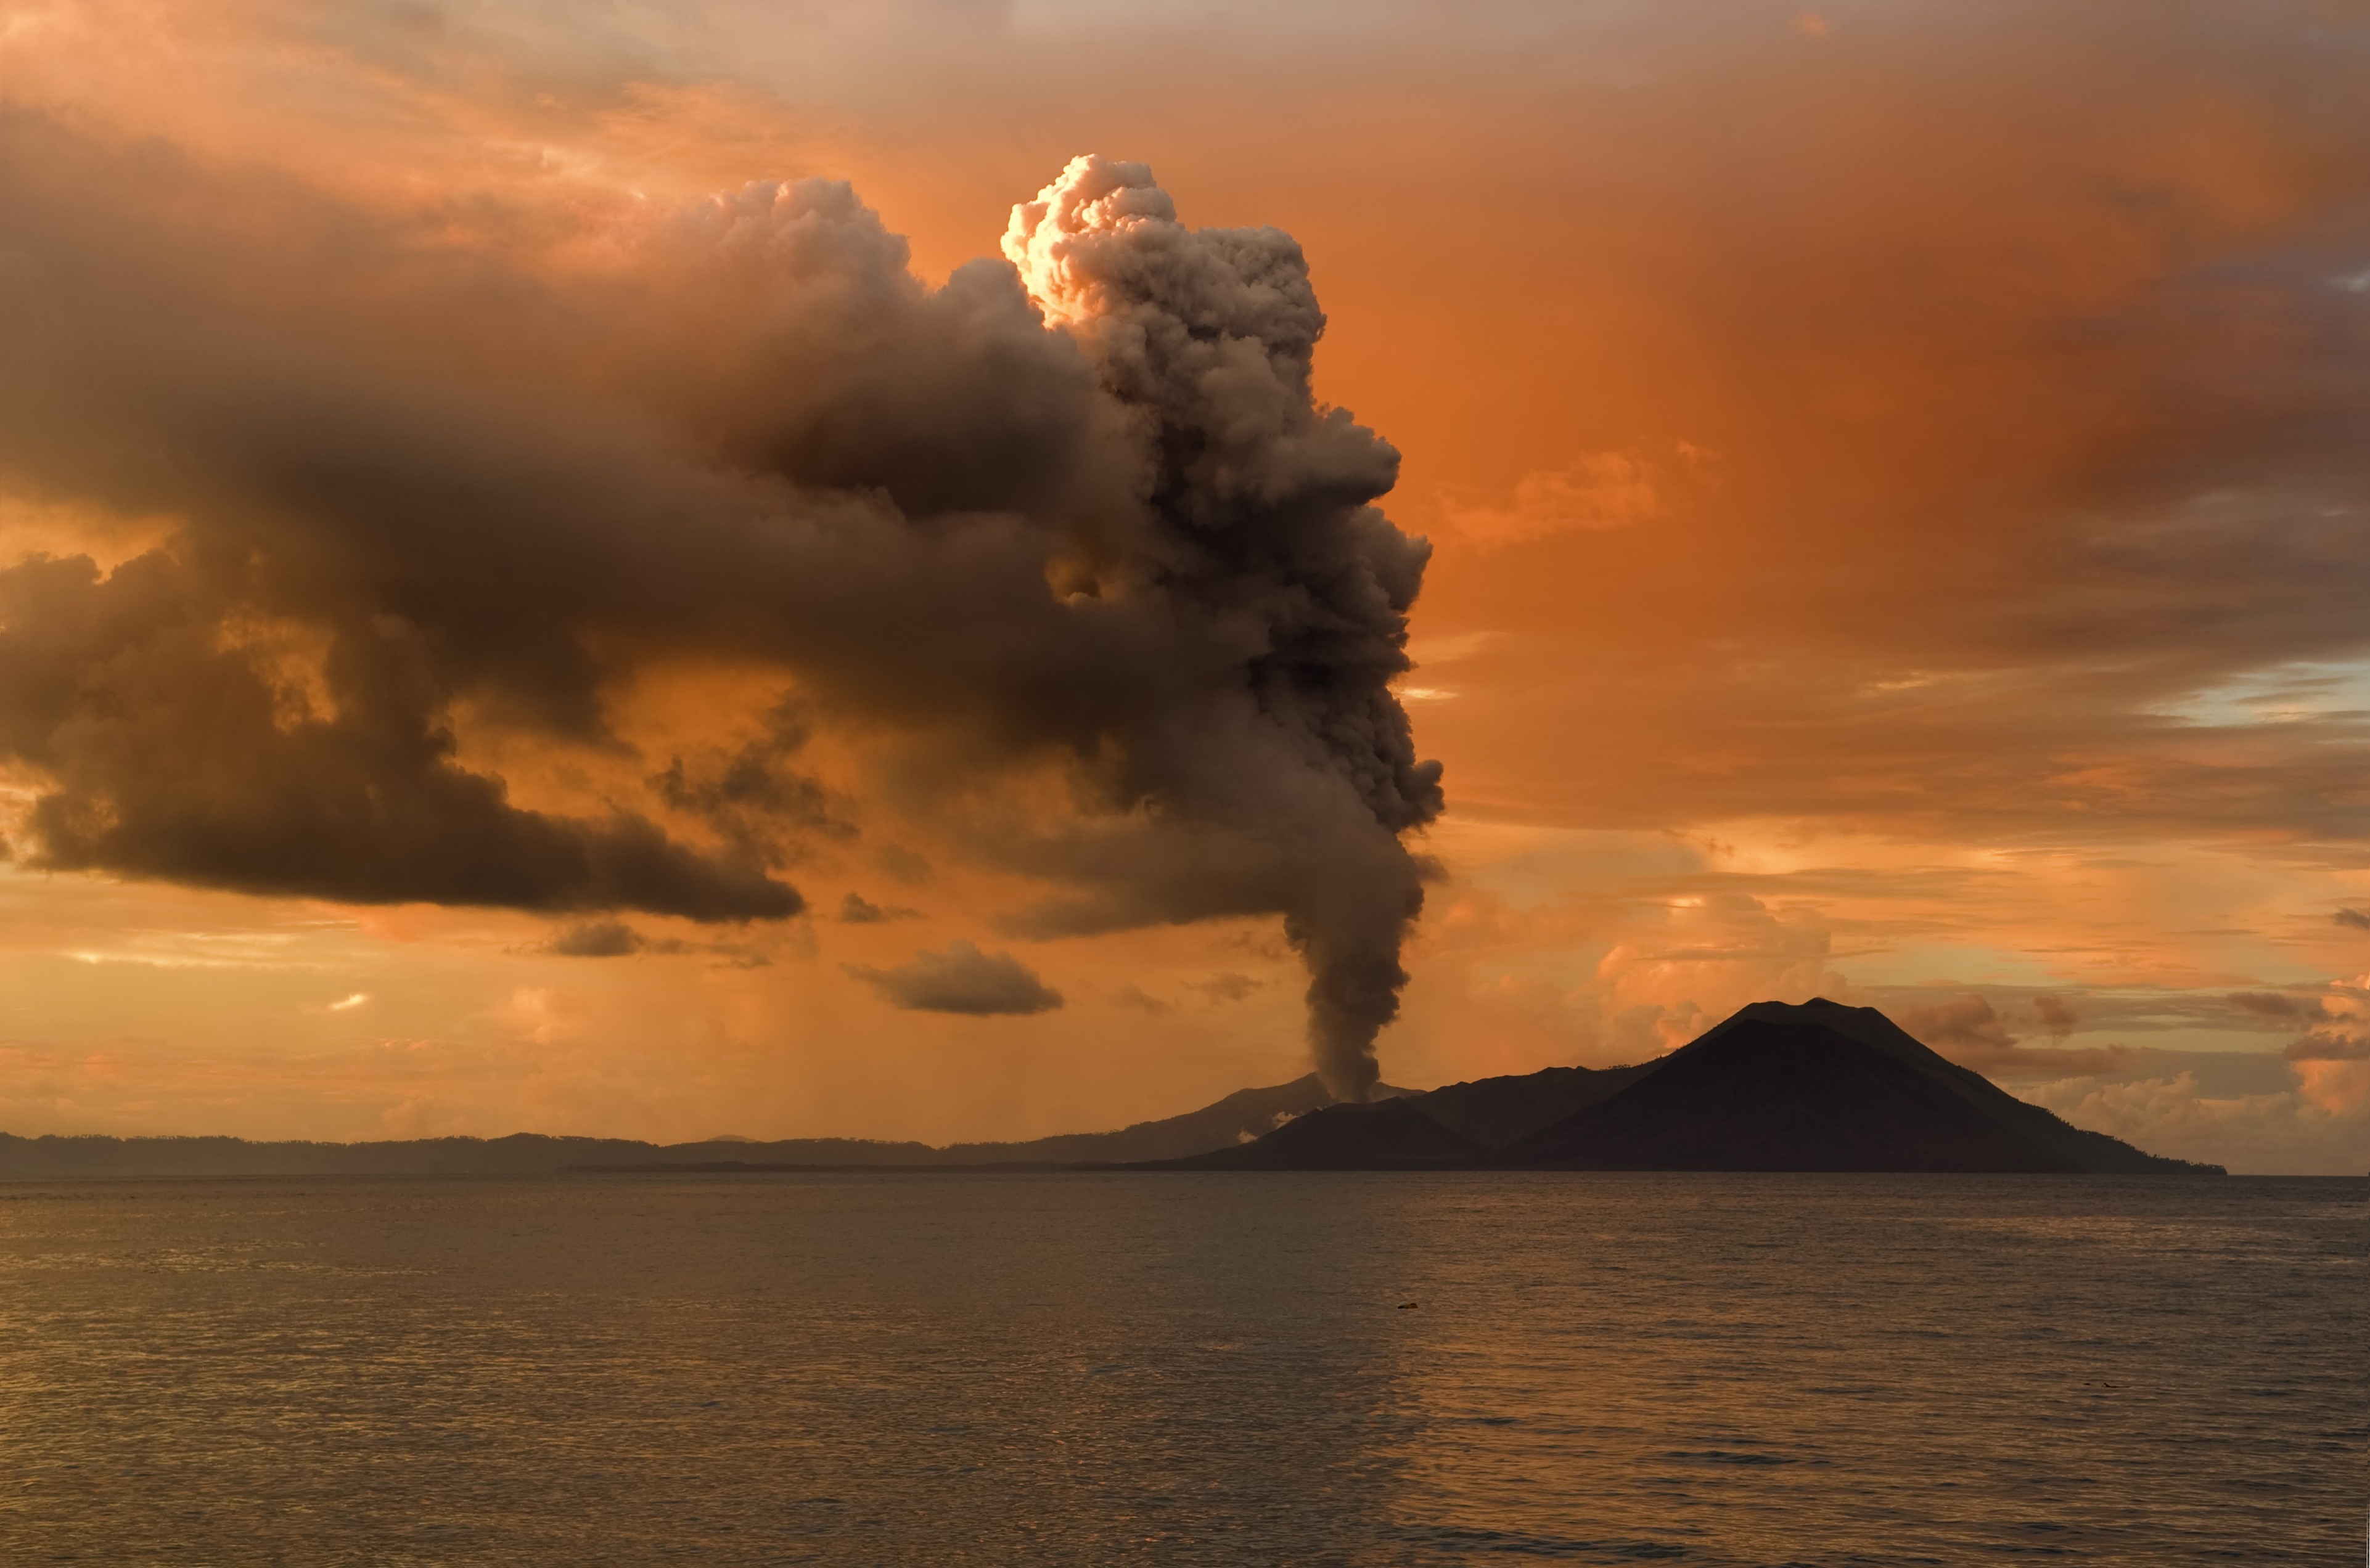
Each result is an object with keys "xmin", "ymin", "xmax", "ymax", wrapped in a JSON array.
[
  {"xmin": 0, "ymin": 1000, "xmax": 2218, "ymax": 1177},
  {"xmin": 1149, "ymin": 999, "xmax": 2212, "ymax": 1173}
]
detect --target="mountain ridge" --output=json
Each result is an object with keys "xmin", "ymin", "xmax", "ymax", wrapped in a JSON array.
[
  {"xmin": 0, "ymin": 1002, "xmax": 2221, "ymax": 1177},
  {"xmin": 0, "ymin": 1074, "xmax": 1408, "ymax": 1178}
]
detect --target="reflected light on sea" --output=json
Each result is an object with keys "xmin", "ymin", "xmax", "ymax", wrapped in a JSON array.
[{"xmin": 0, "ymin": 1172, "xmax": 2358, "ymax": 1564}]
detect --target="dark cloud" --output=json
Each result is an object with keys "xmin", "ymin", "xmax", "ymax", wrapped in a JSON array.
[
  {"xmin": 1864, "ymin": 981, "xmax": 2316, "ymax": 1039},
  {"xmin": 2286, "ymin": 1031, "xmax": 2370, "ymax": 1063},
  {"xmin": 0, "ymin": 134, "xmax": 1437, "ymax": 1088},
  {"xmin": 1899, "ymin": 994, "xmax": 2017, "ymax": 1055},
  {"xmin": 2030, "ymin": 994, "xmax": 2078, "ymax": 1041},
  {"xmin": 1899, "ymin": 993, "xmax": 2135, "ymax": 1079},
  {"xmin": 2337, "ymin": 908, "xmax": 2370, "ymax": 931},
  {"xmin": 542, "ymin": 919, "xmax": 700, "ymax": 957},
  {"xmin": 0, "ymin": 555, "xmax": 800, "ymax": 920},
  {"xmin": 652, "ymin": 700, "xmax": 853, "ymax": 868},
  {"xmin": 846, "ymin": 941, "xmax": 1064, "ymax": 1016},
  {"xmin": 838, "ymin": 892, "xmax": 920, "ymax": 923},
  {"xmin": 547, "ymin": 920, "xmax": 646, "ymax": 957},
  {"xmin": 2229, "ymin": 990, "xmax": 2327, "ymax": 1023}
]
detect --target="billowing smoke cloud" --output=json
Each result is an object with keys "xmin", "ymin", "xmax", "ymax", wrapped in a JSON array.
[
  {"xmin": 0, "ymin": 131, "xmax": 1437, "ymax": 1096},
  {"xmin": 848, "ymin": 942, "xmax": 1065, "ymax": 1016},
  {"xmin": 995, "ymin": 155, "xmax": 1441, "ymax": 1095}
]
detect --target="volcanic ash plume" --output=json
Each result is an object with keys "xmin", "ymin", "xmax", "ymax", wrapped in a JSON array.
[
  {"xmin": 1003, "ymin": 157, "xmax": 1444, "ymax": 1098},
  {"xmin": 0, "ymin": 130, "xmax": 1437, "ymax": 1099}
]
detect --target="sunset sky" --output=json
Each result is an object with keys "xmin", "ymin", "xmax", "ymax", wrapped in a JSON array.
[{"xmin": 2, "ymin": 0, "xmax": 2365, "ymax": 1173}]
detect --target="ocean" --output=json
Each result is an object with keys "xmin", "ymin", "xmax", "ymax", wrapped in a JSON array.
[{"xmin": 0, "ymin": 1172, "xmax": 2357, "ymax": 1564}]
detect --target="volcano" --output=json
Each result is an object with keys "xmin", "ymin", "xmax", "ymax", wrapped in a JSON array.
[
  {"xmin": 1144, "ymin": 998, "xmax": 2216, "ymax": 1174},
  {"xmin": 1502, "ymin": 998, "xmax": 2212, "ymax": 1172}
]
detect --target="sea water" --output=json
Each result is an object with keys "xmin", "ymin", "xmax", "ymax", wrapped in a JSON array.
[{"xmin": 0, "ymin": 1172, "xmax": 2357, "ymax": 1564}]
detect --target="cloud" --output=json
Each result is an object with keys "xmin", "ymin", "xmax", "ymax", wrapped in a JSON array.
[
  {"xmin": 2337, "ymin": 908, "xmax": 2370, "ymax": 931},
  {"xmin": 2285, "ymin": 1030, "xmax": 2370, "ymax": 1063},
  {"xmin": 1337, "ymin": 7, "xmax": 2370, "ymax": 862},
  {"xmin": 2229, "ymin": 990, "xmax": 2326, "ymax": 1023},
  {"xmin": 838, "ymin": 892, "xmax": 920, "ymax": 923},
  {"xmin": 1189, "ymin": 972, "xmax": 1263, "ymax": 1005},
  {"xmin": 1841, "ymin": 978, "xmax": 2366, "ymax": 1167},
  {"xmin": 0, "ymin": 129, "xmax": 1436, "ymax": 1093},
  {"xmin": 1435, "ymin": 450, "xmax": 1674, "ymax": 546},
  {"xmin": 651, "ymin": 699, "xmax": 853, "ymax": 868},
  {"xmin": 1593, "ymin": 893, "xmax": 1847, "ymax": 1056},
  {"xmin": 9, "ymin": 0, "xmax": 2366, "ymax": 1143},
  {"xmin": 998, "ymin": 153, "xmax": 1442, "ymax": 1095},
  {"xmin": 546, "ymin": 920, "xmax": 647, "ymax": 958},
  {"xmin": 845, "ymin": 941, "xmax": 1063, "ymax": 1016},
  {"xmin": 1898, "ymin": 993, "xmax": 2137, "ymax": 1078},
  {"xmin": 873, "ymin": 846, "xmax": 933, "ymax": 884},
  {"xmin": 2027, "ymin": 1070, "xmax": 2369, "ymax": 1177},
  {"xmin": 1898, "ymin": 994, "xmax": 2016, "ymax": 1054},
  {"xmin": 0, "ymin": 553, "xmax": 806, "ymax": 921},
  {"xmin": 1110, "ymin": 982, "xmax": 1171, "ymax": 1015}
]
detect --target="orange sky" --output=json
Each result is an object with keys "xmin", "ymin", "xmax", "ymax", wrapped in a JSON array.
[{"xmin": 2, "ymin": 0, "xmax": 2366, "ymax": 1171}]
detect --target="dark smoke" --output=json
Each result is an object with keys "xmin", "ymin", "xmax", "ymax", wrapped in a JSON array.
[
  {"xmin": 0, "ymin": 131, "xmax": 1438, "ymax": 1097},
  {"xmin": 997, "ymin": 156, "xmax": 1443, "ymax": 1095}
]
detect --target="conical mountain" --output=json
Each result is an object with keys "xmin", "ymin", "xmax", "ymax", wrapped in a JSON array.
[{"xmin": 1505, "ymin": 998, "xmax": 2215, "ymax": 1173}]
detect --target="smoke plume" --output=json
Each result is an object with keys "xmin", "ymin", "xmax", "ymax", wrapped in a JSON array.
[
  {"xmin": 0, "ymin": 134, "xmax": 1438, "ymax": 1098},
  {"xmin": 998, "ymin": 155, "xmax": 1443, "ymax": 1095}
]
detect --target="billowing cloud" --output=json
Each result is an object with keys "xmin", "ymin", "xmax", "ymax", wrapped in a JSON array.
[
  {"xmin": 2031, "ymin": 995, "xmax": 2078, "ymax": 1041},
  {"xmin": 995, "ymin": 154, "xmax": 1441, "ymax": 1096},
  {"xmin": 2025, "ymin": 1070, "xmax": 2369, "ymax": 1177},
  {"xmin": 2, "ymin": 0, "xmax": 2366, "ymax": 1161},
  {"xmin": 847, "ymin": 941, "xmax": 1063, "ymax": 1016},
  {"xmin": 0, "ymin": 131, "xmax": 1436, "ymax": 1094},
  {"xmin": 0, "ymin": 555, "xmax": 804, "ymax": 921},
  {"xmin": 1593, "ymin": 893, "xmax": 1847, "ymax": 1056},
  {"xmin": 1898, "ymin": 993, "xmax": 2139, "ymax": 1079},
  {"xmin": 1898, "ymin": 994, "xmax": 2015, "ymax": 1055},
  {"xmin": 2286, "ymin": 1031, "xmax": 2369, "ymax": 1063}
]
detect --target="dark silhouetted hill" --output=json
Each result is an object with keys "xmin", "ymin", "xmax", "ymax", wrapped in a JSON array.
[
  {"xmin": 0, "ymin": 1004, "xmax": 2218, "ymax": 1177},
  {"xmin": 0, "ymin": 1074, "xmax": 1408, "ymax": 1177},
  {"xmin": 1147, "ymin": 1098, "xmax": 1484, "ymax": 1170},
  {"xmin": 0, "ymin": 1131, "xmax": 945, "ymax": 1179},
  {"xmin": 1414, "ymin": 1063, "xmax": 1655, "ymax": 1147},
  {"xmin": 937, "ymin": 1074, "xmax": 1408, "ymax": 1164},
  {"xmin": 1506, "ymin": 998, "xmax": 2217, "ymax": 1174}
]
